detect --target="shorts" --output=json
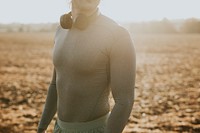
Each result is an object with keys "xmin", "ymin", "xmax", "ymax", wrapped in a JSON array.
[{"xmin": 53, "ymin": 113, "xmax": 110, "ymax": 133}]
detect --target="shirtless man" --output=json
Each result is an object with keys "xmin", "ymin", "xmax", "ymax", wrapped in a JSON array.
[{"xmin": 37, "ymin": 0, "xmax": 136, "ymax": 133}]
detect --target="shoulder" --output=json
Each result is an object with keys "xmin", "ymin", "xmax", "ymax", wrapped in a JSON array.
[
  {"xmin": 96, "ymin": 14, "xmax": 118, "ymax": 27},
  {"xmin": 113, "ymin": 25, "xmax": 131, "ymax": 40},
  {"xmin": 54, "ymin": 25, "xmax": 68, "ymax": 43},
  {"xmin": 97, "ymin": 14, "xmax": 131, "ymax": 39},
  {"xmin": 55, "ymin": 25, "xmax": 68, "ymax": 37},
  {"xmin": 96, "ymin": 14, "xmax": 120, "ymax": 32}
]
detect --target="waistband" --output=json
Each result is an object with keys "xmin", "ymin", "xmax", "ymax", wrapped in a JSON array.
[{"xmin": 57, "ymin": 113, "xmax": 110, "ymax": 131}]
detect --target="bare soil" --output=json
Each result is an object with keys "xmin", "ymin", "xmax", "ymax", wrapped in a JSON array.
[{"xmin": 0, "ymin": 32, "xmax": 199, "ymax": 133}]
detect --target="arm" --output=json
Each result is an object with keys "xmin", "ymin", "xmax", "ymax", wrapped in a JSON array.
[
  {"xmin": 105, "ymin": 27, "xmax": 136, "ymax": 133},
  {"xmin": 37, "ymin": 68, "xmax": 57, "ymax": 133}
]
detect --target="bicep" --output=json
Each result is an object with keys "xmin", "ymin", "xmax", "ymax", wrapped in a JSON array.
[{"xmin": 110, "ymin": 30, "xmax": 136, "ymax": 103}]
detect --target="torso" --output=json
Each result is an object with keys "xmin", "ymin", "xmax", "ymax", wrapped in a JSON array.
[{"xmin": 53, "ymin": 14, "xmax": 118, "ymax": 122}]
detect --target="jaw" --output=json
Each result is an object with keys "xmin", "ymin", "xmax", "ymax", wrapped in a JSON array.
[{"xmin": 72, "ymin": 0, "xmax": 100, "ymax": 14}]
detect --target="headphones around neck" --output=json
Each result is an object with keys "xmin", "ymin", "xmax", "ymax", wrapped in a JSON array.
[{"xmin": 60, "ymin": 11, "xmax": 99, "ymax": 30}]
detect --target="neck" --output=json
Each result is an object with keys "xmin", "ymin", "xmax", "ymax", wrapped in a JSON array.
[{"xmin": 71, "ymin": 7, "xmax": 98, "ymax": 21}]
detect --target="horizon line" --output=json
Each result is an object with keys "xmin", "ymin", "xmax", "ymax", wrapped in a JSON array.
[{"xmin": 0, "ymin": 17, "xmax": 200, "ymax": 25}]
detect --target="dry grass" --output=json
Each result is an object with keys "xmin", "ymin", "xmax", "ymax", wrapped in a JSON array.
[{"xmin": 0, "ymin": 32, "xmax": 200, "ymax": 133}]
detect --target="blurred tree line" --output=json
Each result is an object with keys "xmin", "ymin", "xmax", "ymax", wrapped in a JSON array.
[
  {"xmin": 128, "ymin": 18, "xmax": 200, "ymax": 34},
  {"xmin": 0, "ymin": 23, "xmax": 58, "ymax": 33},
  {"xmin": 0, "ymin": 18, "xmax": 200, "ymax": 33},
  {"xmin": 180, "ymin": 18, "xmax": 200, "ymax": 33}
]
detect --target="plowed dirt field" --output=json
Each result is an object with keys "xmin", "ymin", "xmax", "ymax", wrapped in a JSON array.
[{"xmin": 0, "ymin": 32, "xmax": 200, "ymax": 133}]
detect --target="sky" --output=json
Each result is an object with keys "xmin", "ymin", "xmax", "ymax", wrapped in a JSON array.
[{"xmin": 0, "ymin": 0, "xmax": 200, "ymax": 23}]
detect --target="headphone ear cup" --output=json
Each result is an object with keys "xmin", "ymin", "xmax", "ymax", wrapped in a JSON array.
[
  {"xmin": 74, "ymin": 14, "xmax": 89, "ymax": 30},
  {"xmin": 60, "ymin": 13, "xmax": 73, "ymax": 29}
]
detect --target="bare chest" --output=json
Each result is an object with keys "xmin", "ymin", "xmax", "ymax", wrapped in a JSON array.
[{"xmin": 53, "ymin": 29, "xmax": 111, "ymax": 75}]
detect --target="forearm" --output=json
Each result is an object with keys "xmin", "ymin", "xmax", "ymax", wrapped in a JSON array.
[
  {"xmin": 38, "ymin": 83, "xmax": 57, "ymax": 131},
  {"xmin": 105, "ymin": 100, "xmax": 134, "ymax": 133}
]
